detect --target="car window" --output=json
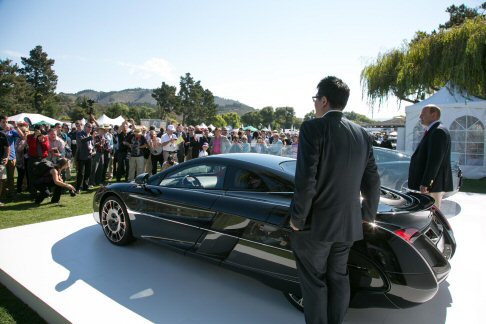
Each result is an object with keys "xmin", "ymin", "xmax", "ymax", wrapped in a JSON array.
[
  {"xmin": 159, "ymin": 164, "xmax": 226, "ymax": 189},
  {"xmin": 230, "ymin": 169, "xmax": 269, "ymax": 192},
  {"xmin": 373, "ymin": 148, "xmax": 410, "ymax": 163},
  {"xmin": 280, "ymin": 160, "xmax": 296, "ymax": 175}
]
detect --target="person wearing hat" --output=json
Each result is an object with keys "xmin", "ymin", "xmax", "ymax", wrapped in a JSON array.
[
  {"xmin": 198, "ymin": 142, "xmax": 209, "ymax": 157},
  {"xmin": 89, "ymin": 125, "xmax": 107, "ymax": 186},
  {"xmin": 127, "ymin": 126, "xmax": 148, "ymax": 181},
  {"xmin": 161, "ymin": 124, "xmax": 178, "ymax": 163}
]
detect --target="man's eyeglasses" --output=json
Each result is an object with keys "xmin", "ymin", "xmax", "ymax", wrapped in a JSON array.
[{"xmin": 312, "ymin": 96, "xmax": 321, "ymax": 103}]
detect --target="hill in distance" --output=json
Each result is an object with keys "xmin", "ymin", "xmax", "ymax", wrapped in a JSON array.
[{"xmin": 59, "ymin": 88, "xmax": 255, "ymax": 116}]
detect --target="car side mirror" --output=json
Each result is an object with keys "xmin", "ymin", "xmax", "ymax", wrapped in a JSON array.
[{"xmin": 135, "ymin": 173, "xmax": 149, "ymax": 185}]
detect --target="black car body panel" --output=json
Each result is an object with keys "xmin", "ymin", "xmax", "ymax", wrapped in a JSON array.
[{"xmin": 93, "ymin": 153, "xmax": 456, "ymax": 309}]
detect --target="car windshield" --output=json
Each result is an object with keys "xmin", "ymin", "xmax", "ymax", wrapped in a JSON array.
[
  {"xmin": 280, "ymin": 160, "xmax": 296, "ymax": 175},
  {"xmin": 373, "ymin": 148, "xmax": 410, "ymax": 163}
]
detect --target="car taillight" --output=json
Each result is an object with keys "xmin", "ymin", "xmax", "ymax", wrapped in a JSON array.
[{"xmin": 394, "ymin": 228, "xmax": 419, "ymax": 242}]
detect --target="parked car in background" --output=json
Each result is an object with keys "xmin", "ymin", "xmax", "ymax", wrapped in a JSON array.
[
  {"xmin": 374, "ymin": 147, "xmax": 462, "ymax": 198},
  {"xmin": 93, "ymin": 153, "xmax": 456, "ymax": 312}
]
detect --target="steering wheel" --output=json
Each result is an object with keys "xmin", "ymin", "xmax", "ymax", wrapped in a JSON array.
[{"xmin": 182, "ymin": 175, "xmax": 202, "ymax": 188}]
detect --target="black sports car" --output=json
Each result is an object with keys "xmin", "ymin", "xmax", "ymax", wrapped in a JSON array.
[
  {"xmin": 93, "ymin": 153, "xmax": 456, "ymax": 311},
  {"xmin": 374, "ymin": 147, "xmax": 462, "ymax": 198}
]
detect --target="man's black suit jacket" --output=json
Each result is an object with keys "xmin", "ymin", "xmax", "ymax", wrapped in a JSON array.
[
  {"xmin": 290, "ymin": 111, "xmax": 381, "ymax": 242},
  {"xmin": 408, "ymin": 122, "xmax": 453, "ymax": 192}
]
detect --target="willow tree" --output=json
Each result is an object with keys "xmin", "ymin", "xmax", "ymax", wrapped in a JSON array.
[{"xmin": 361, "ymin": 17, "xmax": 486, "ymax": 108}]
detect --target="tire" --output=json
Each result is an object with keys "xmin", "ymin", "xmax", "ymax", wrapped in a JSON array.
[
  {"xmin": 283, "ymin": 292, "xmax": 304, "ymax": 312},
  {"xmin": 100, "ymin": 195, "xmax": 134, "ymax": 246}
]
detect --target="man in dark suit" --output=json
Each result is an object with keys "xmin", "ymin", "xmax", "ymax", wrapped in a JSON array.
[
  {"xmin": 290, "ymin": 76, "xmax": 381, "ymax": 324},
  {"xmin": 379, "ymin": 134, "xmax": 394, "ymax": 149},
  {"xmin": 408, "ymin": 104, "xmax": 452, "ymax": 209}
]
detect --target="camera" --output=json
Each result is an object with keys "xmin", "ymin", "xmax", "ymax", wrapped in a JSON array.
[
  {"xmin": 87, "ymin": 99, "xmax": 95, "ymax": 115},
  {"xmin": 69, "ymin": 189, "xmax": 77, "ymax": 197}
]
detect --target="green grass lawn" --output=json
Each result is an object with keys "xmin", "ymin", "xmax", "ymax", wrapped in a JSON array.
[{"xmin": 460, "ymin": 177, "xmax": 486, "ymax": 194}]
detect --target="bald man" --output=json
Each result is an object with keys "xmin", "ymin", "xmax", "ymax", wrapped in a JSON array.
[{"xmin": 408, "ymin": 104, "xmax": 453, "ymax": 209}]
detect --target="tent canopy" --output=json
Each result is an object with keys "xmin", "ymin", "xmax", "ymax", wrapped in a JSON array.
[
  {"xmin": 7, "ymin": 113, "xmax": 62, "ymax": 126},
  {"xmin": 97, "ymin": 114, "xmax": 125, "ymax": 126},
  {"xmin": 243, "ymin": 126, "xmax": 258, "ymax": 132}
]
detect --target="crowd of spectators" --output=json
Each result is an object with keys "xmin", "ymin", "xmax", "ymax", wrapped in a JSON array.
[{"xmin": 0, "ymin": 114, "xmax": 300, "ymax": 206}]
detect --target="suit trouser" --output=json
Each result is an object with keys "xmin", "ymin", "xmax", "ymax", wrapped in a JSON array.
[
  {"xmin": 76, "ymin": 159, "xmax": 91, "ymax": 191},
  {"xmin": 291, "ymin": 232, "xmax": 353, "ymax": 324}
]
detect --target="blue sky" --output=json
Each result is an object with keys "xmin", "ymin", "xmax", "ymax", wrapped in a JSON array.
[{"xmin": 1, "ymin": 0, "xmax": 483, "ymax": 120}]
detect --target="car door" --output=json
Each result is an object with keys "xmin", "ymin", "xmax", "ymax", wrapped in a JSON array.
[{"xmin": 133, "ymin": 162, "xmax": 227, "ymax": 250}]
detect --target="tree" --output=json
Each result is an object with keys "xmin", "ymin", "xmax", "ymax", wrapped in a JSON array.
[
  {"xmin": 200, "ymin": 89, "xmax": 217, "ymax": 124},
  {"xmin": 361, "ymin": 16, "xmax": 486, "ymax": 109},
  {"xmin": 0, "ymin": 59, "xmax": 33, "ymax": 115},
  {"xmin": 106, "ymin": 103, "xmax": 129, "ymax": 119},
  {"xmin": 304, "ymin": 111, "xmax": 315, "ymax": 121},
  {"xmin": 343, "ymin": 111, "xmax": 374, "ymax": 125},
  {"xmin": 274, "ymin": 107, "xmax": 296, "ymax": 129},
  {"xmin": 177, "ymin": 73, "xmax": 217, "ymax": 125},
  {"xmin": 241, "ymin": 111, "xmax": 263, "ymax": 128},
  {"xmin": 210, "ymin": 114, "xmax": 227, "ymax": 128},
  {"xmin": 152, "ymin": 82, "xmax": 179, "ymax": 121},
  {"xmin": 178, "ymin": 73, "xmax": 200, "ymax": 125},
  {"xmin": 259, "ymin": 106, "xmax": 274, "ymax": 127},
  {"xmin": 439, "ymin": 3, "xmax": 484, "ymax": 29},
  {"xmin": 68, "ymin": 107, "xmax": 87, "ymax": 122},
  {"xmin": 20, "ymin": 45, "xmax": 58, "ymax": 113},
  {"xmin": 221, "ymin": 112, "xmax": 241, "ymax": 128}
]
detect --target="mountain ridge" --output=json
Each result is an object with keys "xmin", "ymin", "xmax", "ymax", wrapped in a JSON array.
[{"xmin": 59, "ymin": 88, "xmax": 256, "ymax": 116}]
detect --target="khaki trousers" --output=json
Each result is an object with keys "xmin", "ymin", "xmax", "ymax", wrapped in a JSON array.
[{"xmin": 428, "ymin": 191, "xmax": 445, "ymax": 209}]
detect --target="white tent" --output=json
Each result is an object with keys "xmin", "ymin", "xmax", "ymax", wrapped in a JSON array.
[
  {"xmin": 404, "ymin": 84, "xmax": 486, "ymax": 179},
  {"xmin": 7, "ymin": 113, "xmax": 63, "ymax": 126},
  {"xmin": 97, "ymin": 114, "xmax": 125, "ymax": 126}
]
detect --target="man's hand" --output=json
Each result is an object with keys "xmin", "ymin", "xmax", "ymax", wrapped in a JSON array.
[
  {"xmin": 420, "ymin": 185, "xmax": 429, "ymax": 193},
  {"xmin": 290, "ymin": 220, "xmax": 300, "ymax": 231}
]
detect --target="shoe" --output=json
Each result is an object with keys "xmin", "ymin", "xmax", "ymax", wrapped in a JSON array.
[
  {"xmin": 88, "ymin": 185, "xmax": 94, "ymax": 190},
  {"xmin": 0, "ymin": 201, "xmax": 4, "ymax": 206},
  {"xmin": 75, "ymin": 190, "xmax": 81, "ymax": 194}
]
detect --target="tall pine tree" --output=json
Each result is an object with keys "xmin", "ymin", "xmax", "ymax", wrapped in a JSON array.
[{"xmin": 20, "ymin": 45, "xmax": 58, "ymax": 113}]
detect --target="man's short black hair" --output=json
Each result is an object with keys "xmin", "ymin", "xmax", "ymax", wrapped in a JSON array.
[{"xmin": 316, "ymin": 76, "xmax": 350, "ymax": 110}]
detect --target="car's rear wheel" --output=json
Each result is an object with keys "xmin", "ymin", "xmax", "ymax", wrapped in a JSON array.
[
  {"xmin": 284, "ymin": 292, "xmax": 304, "ymax": 312},
  {"xmin": 100, "ymin": 196, "xmax": 133, "ymax": 245}
]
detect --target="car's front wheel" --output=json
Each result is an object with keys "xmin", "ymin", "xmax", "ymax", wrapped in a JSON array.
[
  {"xmin": 100, "ymin": 195, "xmax": 134, "ymax": 246},
  {"xmin": 284, "ymin": 292, "xmax": 304, "ymax": 312}
]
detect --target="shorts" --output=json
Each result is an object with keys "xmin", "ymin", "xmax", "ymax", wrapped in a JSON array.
[{"xmin": 0, "ymin": 164, "xmax": 6, "ymax": 180}]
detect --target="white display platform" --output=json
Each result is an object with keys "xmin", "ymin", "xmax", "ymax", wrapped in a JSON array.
[{"xmin": 0, "ymin": 192, "xmax": 485, "ymax": 323}]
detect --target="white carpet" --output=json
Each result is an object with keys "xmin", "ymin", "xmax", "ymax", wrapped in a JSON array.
[{"xmin": 0, "ymin": 192, "xmax": 484, "ymax": 323}]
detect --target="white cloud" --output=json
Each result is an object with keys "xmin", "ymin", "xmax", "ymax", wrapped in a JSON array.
[
  {"xmin": 118, "ymin": 58, "xmax": 177, "ymax": 82},
  {"xmin": 2, "ymin": 49, "xmax": 23, "ymax": 58}
]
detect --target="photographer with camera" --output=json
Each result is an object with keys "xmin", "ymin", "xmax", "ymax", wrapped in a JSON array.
[
  {"xmin": 32, "ymin": 158, "xmax": 76, "ymax": 205},
  {"xmin": 161, "ymin": 153, "xmax": 178, "ymax": 171},
  {"xmin": 75, "ymin": 123, "xmax": 94, "ymax": 193}
]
